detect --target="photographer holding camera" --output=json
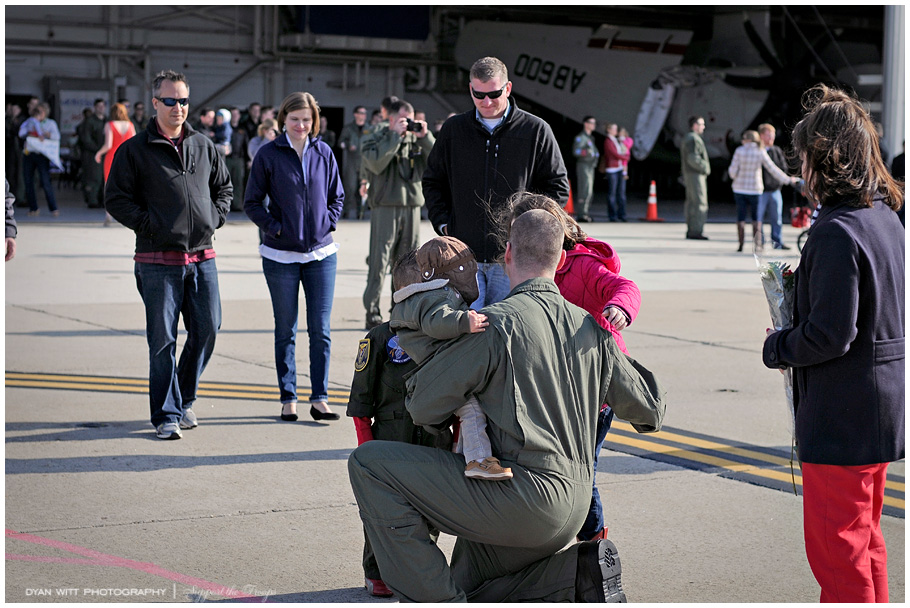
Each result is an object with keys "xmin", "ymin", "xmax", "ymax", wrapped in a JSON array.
[{"xmin": 360, "ymin": 99, "xmax": 435, "ymax": 329}]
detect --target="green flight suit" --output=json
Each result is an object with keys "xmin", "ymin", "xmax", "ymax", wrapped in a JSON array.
[
  {"xmin": 681, "ymin": 131, "xmax": 711, "ymax": 237},
  {"xmin": 360, "ymin": 125, "xmax": 435, "ymax": 323},
  {"xmin": 338, "ymin": 121, "xmax": 367, "ymax": 218},
  {"xmin": 572, "ymin": 131, "xmax": 600, "ymax": 217},
  {"xmin": 348, "ymin": 278, "xmax": 666, "ymax": 602},
  {"xmin": 346, "ymin": 322, "xmax": 446, "ymax": 581}
]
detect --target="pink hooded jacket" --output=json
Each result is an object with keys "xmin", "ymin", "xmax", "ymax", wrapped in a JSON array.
[{"xmin": 554, "ymin": 238, "xmax": 641, "ymax": 354}]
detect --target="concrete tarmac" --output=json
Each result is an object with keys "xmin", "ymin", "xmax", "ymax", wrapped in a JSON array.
[{"xmin": 5, "ymin": 188, "xmax": 904, "ymax": 603}]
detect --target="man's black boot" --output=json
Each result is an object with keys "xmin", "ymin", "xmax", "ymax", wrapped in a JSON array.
[{"xmin": 575, "ymin": 539, "xmax": 626, "ymax": 602}]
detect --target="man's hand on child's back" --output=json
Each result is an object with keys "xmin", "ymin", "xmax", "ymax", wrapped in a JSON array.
[{"xmin": 467, "ymin": 310, "xmax": 489, "ymax": 333}]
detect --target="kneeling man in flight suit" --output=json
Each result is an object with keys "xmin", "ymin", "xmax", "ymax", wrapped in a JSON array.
[{"xmin": 348, "ymin": 208, "xmax": 666, "ymax": 602}]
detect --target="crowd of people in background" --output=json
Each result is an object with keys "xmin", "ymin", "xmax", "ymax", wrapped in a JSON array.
[
  {"xmin": 3, "ymin": 93, "xmax": 455, "ymax": 227},
  {"xmin": 4, "ymin": 88, "xmax": 905, "ymax": 246},
  {"xmin": 2, "ymin": 58, "xmax": 904, "ymax": 604}
]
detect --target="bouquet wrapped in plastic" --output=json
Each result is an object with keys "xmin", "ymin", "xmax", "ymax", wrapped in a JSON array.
[
  {"xmin": 759, "ymin": 261, "xmax": 795, "ymax": 332},
  {"xmin": 756, "ymin": 252, "xmax": 797, "ymax": 434}
]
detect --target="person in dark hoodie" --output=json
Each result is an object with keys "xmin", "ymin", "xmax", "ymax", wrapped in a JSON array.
[
  {"xmin": 244, "ymin": 91, "xmax": 344, "ymax": 424},
  {"xmin": 422, "ymin": 56, "xmax": 569, "ymax": 310},
  {"xmin": 104, "ymin": 69, "xmax": 232, "ymax": 441}
]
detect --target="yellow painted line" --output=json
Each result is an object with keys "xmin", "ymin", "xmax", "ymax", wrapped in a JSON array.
[
  {"xmin": 608, "ymin": 433, "xmax": 799, "ymax": 483},
  {"xmin": 5, "ymin": 379, "xmax": 347, "ymax": 404},
  {"xmin": 5, "ymin": 373, "xmax": 349, "ymax": 397},
  {"xmin": 885, "ymin": 496, "xmax": 903, "ymax": 509},
  {"xmin": 6, "ymin": 373, "xmax": 348, "ymax": 396},
  {"xmin": 8, "ymin": 373, "xmax": 147, "ymax": 386},
  {"xmin": 611, "ymin": 421, "xmax": 904, "ymax": 494},
  {"xmin": 608, "ymin": 433, "xmax": 904, "ymax": 510},
  {"xmin": 7, "ymin": 380, "xmax": 147, "ymax": 393},
  {"xmin": 4, "ymin": 372, "xmax": 905, "ymax": 510},
  {"xmin": 612, "ymin": 420, "xmax": 791, "ymax": 466}
]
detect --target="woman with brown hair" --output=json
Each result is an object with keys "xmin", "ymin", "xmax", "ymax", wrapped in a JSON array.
[
  {"xmin": 244, "ymin": 92, "xmax": 344, "ymax": 422},
  {"xmin": 762, "ymin": 85, "xmax": 904, "ymax": 602},
  {"xmin": 95, "ymin": 102, "xmax": 136, "ymax": 226}
]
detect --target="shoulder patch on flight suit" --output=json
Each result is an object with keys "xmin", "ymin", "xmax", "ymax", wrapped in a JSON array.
[
  {"xmin": 387, "ymin": 335, "xmax": 412, "ymax": 364},
  {"xmin": 354, "ymin": 339, "xmax": 370, "ymax": 372}
]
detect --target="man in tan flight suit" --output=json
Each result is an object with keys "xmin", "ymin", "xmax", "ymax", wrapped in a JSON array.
[
  {"xmin": 360, "ymin": 99, "xmax": 434, "ymax": 330},
  {"xmin": 682, "ymin": 115, "xmax": 711, "ymax": 240}
]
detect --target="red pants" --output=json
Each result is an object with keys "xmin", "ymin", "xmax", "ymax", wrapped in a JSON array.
[{"xmin": 802, "ymin": 462, "xmax": 890, "ymax": 603}]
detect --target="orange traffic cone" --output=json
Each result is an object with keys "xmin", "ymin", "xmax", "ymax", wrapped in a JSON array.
[
  {"xmin": 641, "ymin": 180, "xmax": 664, "ymax": 222},
  {"xmin": 565, "ymin": 180, "xmax": 575, "ymax": 215}
]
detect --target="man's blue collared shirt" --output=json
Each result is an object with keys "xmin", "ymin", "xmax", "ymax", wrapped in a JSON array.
[{"xmin": 475, "ymin": 104, "xmax": 511, "ymax": 133}]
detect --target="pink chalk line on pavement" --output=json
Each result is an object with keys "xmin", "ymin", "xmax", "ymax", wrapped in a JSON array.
[{"xmin": 6, "ymin": 529, "xmax": 269, "ymax": 601}]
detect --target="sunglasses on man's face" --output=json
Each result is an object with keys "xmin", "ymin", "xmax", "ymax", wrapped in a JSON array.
[
  {"xmin": 155, "ymin": 97, "xmax": 189, "ymax": 107},
  {"xmin": 470, "ymin": 84, "xmax": 507, "ymax": 100}
]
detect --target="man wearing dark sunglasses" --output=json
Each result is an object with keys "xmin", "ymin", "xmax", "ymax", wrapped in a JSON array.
[
  {"xmin": 104, "ymin": 69, "xmax": 232, "ymax": 441},
  {"xmin": 424, "ymin": 56, "xmax": 569, "ymax": 310}
]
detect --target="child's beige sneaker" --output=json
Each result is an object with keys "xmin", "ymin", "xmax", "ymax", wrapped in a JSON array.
[{"xmin": 465, "ymin": 457, "xmax": 513, "ymax": 480}]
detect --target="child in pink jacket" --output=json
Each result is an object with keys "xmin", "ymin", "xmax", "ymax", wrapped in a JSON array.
[{"xmin": 506, "ymin": 192, "xmax": 641, "ymax": 542}]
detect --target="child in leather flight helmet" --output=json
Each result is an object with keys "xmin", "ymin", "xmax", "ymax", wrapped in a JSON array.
[{"xmin": 389, "ymin": 236, "xmax": 513, "ymax": 480}]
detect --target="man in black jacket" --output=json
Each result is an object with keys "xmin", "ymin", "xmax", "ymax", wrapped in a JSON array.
[
  {"xmin": 423, "ymin": 56, "xmax": 569, "ymax": 310},
  {"xmin": 105, "ymin": 69, "xmax": 232, "ymax": 441}
]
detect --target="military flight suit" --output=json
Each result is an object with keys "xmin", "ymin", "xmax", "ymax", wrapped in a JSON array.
[
  {"xmin": 360, "ymin": 124, "xmax": 435, "ymax": 325},
  {"xmin": 572, "ymin": 130, "xmax": 600, "ymax": 218},
  {"xmin": 348, "ymin": 278, "xmax": 666, "ymax": 602},
  {"xmin": 346, "ymin": 322, "xmax": 445, "ymax": 581},
  {"xmin": 681, "ymin": 130, "xmax": 711, "ymax": 238},
  {"xmin": 337, "ymin": 120, "xmax": 368, "ymax": 219}
]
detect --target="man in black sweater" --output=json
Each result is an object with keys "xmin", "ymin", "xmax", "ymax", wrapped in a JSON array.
[{"xmin": 423, "ymin": 56, "xmax": 569, "ymax": 309}]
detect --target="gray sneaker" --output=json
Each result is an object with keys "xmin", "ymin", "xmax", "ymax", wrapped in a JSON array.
[
  {"xmin": 156, "ymin": 422, "xmax": 183, "ymax": 440},
  {"xmin": 179, "ymin": 408, "xmax": 198, "ymax": 430}
]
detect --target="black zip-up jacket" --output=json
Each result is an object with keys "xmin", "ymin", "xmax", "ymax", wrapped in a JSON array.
[
  {"xmin": 105, "ymin": 119, "xmax": 232, "ymax": 253},
  {"xmin": 422, "ymin": 99, "xmax": 569, "ymax": 262}
]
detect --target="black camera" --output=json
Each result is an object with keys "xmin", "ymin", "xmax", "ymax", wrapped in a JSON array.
[{"xmin": 405, "ymin": 118, "xmax": 423, "ymax": 133}]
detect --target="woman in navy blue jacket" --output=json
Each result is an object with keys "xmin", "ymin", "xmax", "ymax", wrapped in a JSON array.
[
  {"xmin": 245, "ymin": 92, "xmax": 344, "ymax": 422},
  {"xmin": 762, "ymin": 85, "xmax": 904, "ymax": 602}
]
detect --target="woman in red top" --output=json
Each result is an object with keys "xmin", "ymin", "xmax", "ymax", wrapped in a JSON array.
[{"xmin": 95, "ymin": 103, "xmax": 136, "ymax": 225}]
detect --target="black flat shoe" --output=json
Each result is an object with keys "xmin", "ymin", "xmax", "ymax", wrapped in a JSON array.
[
  {"xmin": 310, "ymin": 405, "xmax": 340, "ymax": 421},
  {"xmin": 280, "ymin": 403, "xmax": 298, "ymax": 422}
]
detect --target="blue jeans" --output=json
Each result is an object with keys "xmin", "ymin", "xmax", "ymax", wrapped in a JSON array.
[
  {"xmin": 135, "ymin": 259, "xmax": 221, "ymax": 427},
  {"xmin": 734, "ymin": 192, "xmax": 759, "ymax": 222},
  {"xmin": 471, "ymin": 262, "xmax": 511, "ymax": 311},
  {"xmin": 22, "ymin": 152, "xmax": 58, "ymax": 212},
  {"xmin": 605, "ymin": 171, "xmax": 626, "ymax": 220},
  {"xmin": 262, "ymin": 254, "xmax": 336, "ymax": 404},
  {"xmin": 578, "ymin": 406, "xmax": 615, "ymax": 540},
  {"xmin": 758, "ymin": 190, "xmax": 784, "ymax": 246}
]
